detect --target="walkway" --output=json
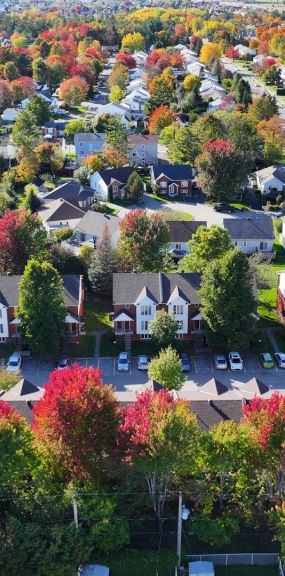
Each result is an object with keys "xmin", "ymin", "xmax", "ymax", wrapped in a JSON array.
[{"xmin": 265, "ymin": 328, "xmax": 282, "ymax": 353}]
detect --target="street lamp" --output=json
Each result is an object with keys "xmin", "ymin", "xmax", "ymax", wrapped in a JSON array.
[{"xmin": 177, "ymin": 490, "xmax": 190, "ymax": 571}]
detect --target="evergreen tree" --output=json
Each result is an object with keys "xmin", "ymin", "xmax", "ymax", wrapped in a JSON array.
[
  {"xmin": 126, "ymin": 172, "xmax": 144, "ymax": 203},
  {"xmin": 88, "ymin": 227, "xmax": 118, "ymax": 295},
  {"xmin": 168, "ymin": 127, "xmax": 199, "ymax": 164}
]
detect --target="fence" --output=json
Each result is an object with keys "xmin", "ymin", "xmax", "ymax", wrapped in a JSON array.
[{"xmin": 186, "ymin": 553, "xmax": 280, "ymax": 566}]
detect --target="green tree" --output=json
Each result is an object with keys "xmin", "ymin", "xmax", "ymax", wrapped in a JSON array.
[
  {"xmin": 263, "ymin": 65, "xmax": 281, "ymax": 86},
  {"xmin": 107, "ymin": 62, "xmax": 129, "ymax": 92},
  {"xmin": 264, "ymin": 140, "xmax": 283, "ymax": 165},
  {"xmin": 65, "ymin": 118, "xmax": 85, "ymax": 138},
  {"xmin": 54, "ymin": 227, "xmax": 73, "ymax": 243},
  {"xmin": 0, "ymin": 370, "xmax": 21, "ymax": 392},
  {"xmin": 12, "ymin": 110, "xmax": 41, "ymax": 151},
  {"xmin": 168, "ymin": 126, "xmax": 199, "ymax": 164},
  {"xmin": 26, "ymin": 95, "xmax": 51, "ymax": 125},
  {"xmin": 236, "ymin": 78, "xmax": 252, "ymax": 106},
  {"xmin": 199, "ymin": 250, "xmax": 255, "ymax": 349},
  {"xmin": 149, "ymin": 310, "xmax": 178, "ymax": 347},
  {"xmin": 126, "ymin": 172, "xmax": 144, "ymax": 203},
  {"xmin": 23, "ymin": 186, "xmax": 41, "ymax": 213},
  {"xmin": 191, "ymin": 112, "xmax": 224, "ymax": 146},
  {"xmin": 181, "ymin": 87, "xmax": 206, "ymax": 114},
  {"xmin": 3, "ymin": 61, "xmax": 19, "ymax": 81},
  {"xmin": 105, "ymin": 116, "xmax": 129, "ymax": 157},
  {"xmin": 32, "ymin": 56, "xmax": 48, "ymax": 83},
  {"xmin": 179, "ymin": 225, "xmax": 233, "ymax": 272},
  {"xmin": 248, "ymin": 94, "xmax": 278, "ymax": 124},
  {"xmin": 88, "ymin": 227, "xmax": 118, "ymax": 296},
  {"xmin": 109, "ymin": 85, "xmax": 125, "ymax": 103},
  {"xmin": 19, "ymin": 259, "xmax": 66, "ymax": 354},
  {"xmin": 148, "ymin": 346, "xmax": 184, "ymax": 391}
]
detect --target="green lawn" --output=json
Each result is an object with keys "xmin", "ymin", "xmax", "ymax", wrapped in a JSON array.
[
  {"xmin": 100, "ymin": 330, "xmax": 124, "ymax": 356},
  {"xmin": 229, "ymin": 203, "xmax": 251, "ymax": 212},
  {"xmin": 97, "ymin": 549, "xmax": 176, "ymax": 576},
  {"xmin": 85, "ymin": 300, "xmax": 112, "ymax": 332},
  {"xmin": 257, "ymin": 242, "xmax": 285, "ymax": 327},
  {"xmin": 159, "ymin": 210, "xmax": 193, "ymax": 221},
  {"xmin": 66, "ymin": 335, "xmax": 96, "ymax": 358},
  {"xmin": 216, "ymin": 567, "xmax": 278, "ymax": 576}
]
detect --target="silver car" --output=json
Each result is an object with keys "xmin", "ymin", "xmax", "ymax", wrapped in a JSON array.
[
  {"xmin": 117, "ymin": 352, "xmax": 129, "ymax": 372},
  {"xmin": 274, "ymin": 352, "xmax": 285, "ymax": 368},
  {"xmin": 137, "ymin": 355, "xmax": 148, "ymax": 370},
  {"xmin": 214, "ymin": 354, "xmax": 228, "ymax": 370}
]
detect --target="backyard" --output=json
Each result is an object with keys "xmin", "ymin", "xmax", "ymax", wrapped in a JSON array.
[{"xmin": 257, "ymin": 241, "xmax": 285, "ymax": 327}]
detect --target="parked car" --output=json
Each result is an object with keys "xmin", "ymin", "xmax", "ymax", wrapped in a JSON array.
[
  {"xmin": 57, "ymin": 358, "xmax": 68, "ymax": 370},
  {"xmin": 260, "ymin": 352, "xmax": 274, "ymax": 369},
  {"xmin": 137, "ymin": 355, "xmax": 148, "ymax": 370},
  {"xmin": 117, "ymin": 352, "xmax": 129, "ymax": 372},
  {"xmin": 274, "ymin": 352, "xmax": 285, "ymax": 368},
  {"xmin": 7, "ymin": 352, "xmax": 22, "ymax": 373},
  {"xmin": 228, "ymin": 351, "xmax": 243, "ymax": 371},
  {"xmin": 180, "ymin": 352, "xmax": 191, "ymax": 372},
  {"xmin": 214, "ymin": 354, "xmax": 228, "ymax": 370},
  {"xmin": 214, "ymin": 203, "xmax": 234, "ymax": 213}
]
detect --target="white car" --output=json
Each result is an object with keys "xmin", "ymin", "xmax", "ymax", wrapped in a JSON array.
[
  {"xmin": 7, "ymin": 353, "xmax": 22, "ymax": 373},
  {"xmin": 117, "ymin": 352, "xmax": 129, "ymax": 372},
  {"xmin": 214, "ymin": 354, "xmax": 228, "ymax": 370},
  {"xmin": 57, "ymin": 358, "xmax": 68, "ymax": 370},
  {"xmin": 137, "ymin": 355, "xmax": 148, "ymax": 370},
  {"xmin": 228, "ymin": 351, "xmax": 243, "ymax": 371},
  {"xmin": 274, "ymin": 352, "xmax": 285, "ymax": 369}
]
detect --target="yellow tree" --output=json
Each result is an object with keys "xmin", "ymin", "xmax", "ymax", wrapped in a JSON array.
[
  {"xmin": 183, "ymin": 74, "xmax": 201, "ymax": 92},
  {"xmin": 109, "ymin": 85, "xmax": 125, "ymax": 103},
  {"xmin": 200, "ymin": 42, "xmax": 222, "ymax": 66},
  {"xmin": 121, "ymin": 32, "xmax": 145, "ymax": 53},
  {"xmin": 83, "ymin": 155, "xmax": 103, "ymax": 173}
]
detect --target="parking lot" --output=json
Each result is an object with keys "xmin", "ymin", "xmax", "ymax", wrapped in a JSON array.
[{"xmin": 17, "ymin": 353, "xmax": 285, "ymax": 393}]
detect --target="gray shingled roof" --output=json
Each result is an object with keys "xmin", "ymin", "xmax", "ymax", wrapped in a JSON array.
[
  {"xmin": 40, "ymin": 198, "xmax": 85, "ymax": 222},
  {"xmin": 166, "ymin": 220, "xmax": 207, "ymax": 242},
  {"xmin": 113, "ymin": 273, "xmax": 201, "ymax": 305},
  {"xmin": 43, "ymin": 181, "xmax": 94, "ymax": 201},
  {"xmin": 0, "ymin": 275, "xmax": 81, "ymax": 308},
  {"xmin": 256, "ymin": 165, "xmax": 285, "ymax": 185},
  {"xmin": 190, "ymin": 400, "xmax": 243, "ymax": 431},
  {"xmin": 223, "ymin": 218, "xmax": 274, "ymax": 240},
  {"xmin": 75, "ymin": 211, "xmax": 119, "ymax": 237}
]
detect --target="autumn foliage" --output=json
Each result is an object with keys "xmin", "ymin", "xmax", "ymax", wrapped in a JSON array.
[
  {"xmin": 33, "ymin": 363, "xmax": 121, "ymax": 481},
  {"xmin": 116, "ymin": 52, "xmax": 136, "ymax": 69},
  {"xmin": 243, "ymin": 392, "xmax": 285, "ymax": 450},
  {"xmin": 59, "ymin": 75, "xmax": 89, "ymax": 106},
  {"xmin": 148, "ymin": 105, "xmax": 176, "ymax": 134}
]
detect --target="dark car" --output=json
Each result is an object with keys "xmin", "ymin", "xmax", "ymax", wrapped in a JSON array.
[
  {"xmin": 214, "ymin": 203, "xmax": 234, "ymax": 213},
  {"xmin": 180, "ymin": 352, "xmax": 191, "ymax": 372}
]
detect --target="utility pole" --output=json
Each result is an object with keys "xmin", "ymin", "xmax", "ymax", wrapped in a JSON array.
[
  {"xmin": 177, "ymin": 489, "xmax": 183, "ymax": 571},
  {"xmin": 72, "ymin": 494, "xmax": 79, "ymax": 529}
]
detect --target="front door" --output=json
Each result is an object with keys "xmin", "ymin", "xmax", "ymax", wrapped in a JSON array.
[{"xmin": 169, "ymin": 183, "xmax": 178, "ymax": 197}]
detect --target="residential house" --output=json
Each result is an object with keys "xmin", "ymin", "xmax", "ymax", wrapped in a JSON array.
[
  {"xmin": 21, "ymin": 88, "xmax": 59, "ymax": 111},
  {"xmin": 121, "ymin": 89, "xmax": 149, "ymax": 120},
  {"xmin": 111, "ymin": 272, "xmax": 203, "ymax": 345},
  {"xmin": 253, "ymin": 55, "xmax": 274, "ymax": 67},
  {"xmin": 129, "ymin": 68, "xmax": 145, "ymax": 81},
  {"xmin": 93, "ymin": 102, "xmax": 132, "ymax": 126},
  {"xmin": 1, "ymin": 108, "xmax": 20, "ymax": 122},
  {"xmin": 150, "ymin": 165, "xmax": 194, "ymax": 197},
  {"xmin": 132, "ymin": 50, "xmax": 148, "ymax": 68},
  {"xmin": 0, "ymin": 274, "xmax": 85, "ymax": 343},
  {"xmin": 277, "ymin": 271, "xmax": 285, "ymax": 325},
  {"xmin": 39, "ymin": 180, "xmax": 95, "ymax": 207},
  {"xmin": 39, "ymin": 198, "xmax": 86, "ymax": 236},
  {"xmin": 74, "ymin": 133, "xmax": 106, "ymax": 162},
  {"xmin": 234, "ymin": 44, "xmax": 256, "ymax": 58},
  {"xmin": 199, "ymin": 79, "xmax": 226, "ymax": 101},
  {"xmin": 186, "ymin": 62, "xmax": 205, "ymax": 76},
  {"xmin": 223, "ymin": 218, "xmax": 275, "ymax": 253},
  {"xmin": 256, "ymin": 165, "xmax": 285, "ymax": 195},
  {"xmin": 90, "ymin": 167, "xmax": 137, "ymax": 201},
  {"xmin": 126, "ymin": 78, "xmax": 148, "ymax": 94},
  {"xmin": 128, "ymin": 134, "xmax": 158, "ymax": 166},
  {"xmin": 64, "ymin": 211, "xmax": 120, "ymax": 253},
  {"xmin": 167, "ymin": 220, "xmax": 207, "ymax": 262},
  {"xmin": 43, "ymin": 120, "xmax": 67, "ymax": 138}
]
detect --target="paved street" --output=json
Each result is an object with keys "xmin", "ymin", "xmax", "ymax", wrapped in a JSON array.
[{"xmin": 19, "ymin": 354, "xmax": 285, "ymax": 397}]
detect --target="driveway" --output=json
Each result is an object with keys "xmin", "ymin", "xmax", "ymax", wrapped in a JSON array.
[{"xmin": 122, "ymin": 193, "xmax": 271, "ymax": 226}]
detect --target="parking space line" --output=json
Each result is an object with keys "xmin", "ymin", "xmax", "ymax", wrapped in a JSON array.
[
  {"xmin": 130, "ymin": 362, "xmax": 132, "ymax": 375},
  {"xmin": 113, "ymin": 359, "xmax": 115, "ymax": 376},
  {"xmin": 210, "ymin": 359, "xmax": 213, "ymax": 373},
  {"xmin": 36, "ymin": 359, "xmax": 41, "ymax": 376},
  {"xmin": 97, "ymin": 358, "xmax": 100, "ymax": 368},
  {"xmin": 193, "ymin": 358, "xmax": 197, "ymax": 374}
]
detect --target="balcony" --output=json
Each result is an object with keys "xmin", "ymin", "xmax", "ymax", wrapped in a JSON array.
[{"xmin": 114, "ymin": 329, "xmax": 133, "ymax": 336}]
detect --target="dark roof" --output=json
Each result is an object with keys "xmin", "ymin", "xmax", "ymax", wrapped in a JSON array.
[
  {"xmin": 128, "ymin": 134, "xmax": 158, "ymax": 145},
  {"xmin": 43, "ymin": 181, "xmax": 94, "ymax": 201},
  {"xmin": 40, "ymin": 198, "xmax": 85, "ymax": 222},
  {"xmin": 223, "ymin": 218, "xmax": 275, "ymax": 240},
  {"xmin": 0, "ymin": 275, "xmax": 81, "ymax": 308},
  {"xmin": 98, "ymin": 167, "xmax": 136, "ymax": 186},
  {"xmin": 75, "ymin": 210, "xmax": 119, "ymax": 237},
  {"xmin": 152, "ymin": 165, "xmax": 193, "ymax": 181},
  {"xmin": 44, "ymin": 121, "xmax": 67, "ymax": 130},
  {"xmin": 190, "ymin": 400, "xmax": 243, "ymax": 432},
  {"xmin": 113, "ymin": 272, "xmax": 201, "ymax": 305},
  {"xmin": 166, "ymin": 220, "xmax": 207, "ymax": 242},
  {"xmin": 5, "ymin": 400, "xmax": 39, "ymax": 425}
]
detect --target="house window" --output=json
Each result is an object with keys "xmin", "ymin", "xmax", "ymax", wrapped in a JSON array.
[
  {"xmin": 125, "ymin": 304, "xmax": 130, "ymax": 309},
  {"xmin": 0, "ymin": 309, "xmax": 2, "ymax": 319},
  {"xmin": 181, "ymin": 188, "xmax": 188, "ymax": 195},
  {"xmin": 0, "ymin": 337, "xmax": 5, "ymax": 342},
  {"xmin": 132, "ymin": 152, "xmax": 136, "ymax": 157},
  {"xmin": 141, "ymin": 320, "xmax": 149, "ymax": 331},
  {"xmin": 176, "ymin": 333, "xmax": 184, "ymax": 339},
  {"xmin": 0, "ymin": 324, "xmax": 3, "ymax": 333},
  {"xmin": 177, "ymin": 321, "xmax": 183, "ymax": 330},
  {"xmin": 181, "ymin": 180, "xmax": 188, "ymax": 187},
  {"xmin": 173, "ymin": 305, "xmax": 183, "ymax": 315},
  {"xmin": 159, "ymin": 181, "xmax": 167, "ymax": 188},
  {"xmin": 175, "ymin": 244, "xmax": 182, "ymax": 251},
  {"xmin": 141, "ymin": 333, "xmax": 151, "ymax": 339},
  {"xmin": 141, "ymin": 305, "xmax": 151, "ymax": 315},
  {"xmin": 244, "ymin": 241, "xmax": 248, "ymax": 246},
  {"xmin": 260, "ymin": 241, "xmax": 267, "ymax": 250},
  {"xmin": 194, "ymin": 320, "xmax": 201, "ymax": 330}
]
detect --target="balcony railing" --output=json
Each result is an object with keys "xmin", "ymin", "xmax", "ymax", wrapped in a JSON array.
[{"xmin": 114, "ymin": 329, "xmax": 133, "ymax": 335}]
